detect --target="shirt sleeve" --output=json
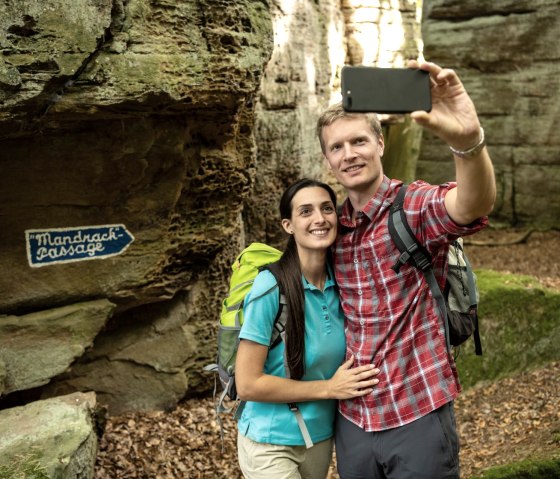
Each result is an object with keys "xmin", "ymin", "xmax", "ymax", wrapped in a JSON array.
[
  {"xmin": 238, "ymin": 269, "xmax": 280, "ymax": 347},
  {"xmin": 406, "ymin": 180, "xmax": 488, "ymax": 252}
]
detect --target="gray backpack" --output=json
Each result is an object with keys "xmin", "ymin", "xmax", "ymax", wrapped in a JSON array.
[{"xmin": 388, "ymin": 184, "xmax": 482, "ymax": 356}]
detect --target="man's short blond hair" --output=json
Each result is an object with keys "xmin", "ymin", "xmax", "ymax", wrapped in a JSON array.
[{"xmin": 316, "ymin": 103, "xmax": 383, "ymax": 154}]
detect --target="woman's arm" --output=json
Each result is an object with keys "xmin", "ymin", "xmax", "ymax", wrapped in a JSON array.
[{"xmin": 235, "ymin": 339, "xmax": 379, "ymax": 403}]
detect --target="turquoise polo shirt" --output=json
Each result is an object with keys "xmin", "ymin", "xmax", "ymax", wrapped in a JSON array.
[{"xmin": 237, "ymin": 266, "xmax": 346, "ymax": 446}]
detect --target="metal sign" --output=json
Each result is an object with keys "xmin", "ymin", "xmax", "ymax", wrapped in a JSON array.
[{"xmin": 25, "ymin": 224, "xmax": 135, "ymax": 268}]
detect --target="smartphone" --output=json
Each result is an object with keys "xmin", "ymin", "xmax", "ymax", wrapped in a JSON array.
[{"xmin": 341, "ymin": 66, "xmax": 431, "ymax": 114}]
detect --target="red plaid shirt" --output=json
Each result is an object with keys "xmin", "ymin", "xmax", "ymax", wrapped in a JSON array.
[{"xmin": 335, "ymin": 176, "xmax": 487, "ymax": 431}]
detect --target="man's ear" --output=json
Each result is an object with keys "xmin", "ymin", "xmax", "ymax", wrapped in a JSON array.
[
  {"xmin": 378, "ymin": 136, "xmax": 385, "ymax": 158},
  {"xmin": 323, "ymin": 155, "xmax": 333, "ymax": 171},
  {"xmin": 281, "ymin": 218, "xmax": 293, "ymax": 234}
]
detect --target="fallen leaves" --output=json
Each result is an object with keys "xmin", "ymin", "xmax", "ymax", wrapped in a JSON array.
[
  {"xmin": 455, "ymin": 361, "xmax": 560, "ymax": 477},
  {"xmin": 95, "ymin": 401, "xmax": 243, "ymax": 479},
  {"xmin": 94, "ymin": 362, "xmax": 560, "ymax": 479}
]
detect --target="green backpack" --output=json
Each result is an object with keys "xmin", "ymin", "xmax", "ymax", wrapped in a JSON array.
[
  {"xmin": 211, "ymin": 242, "xmax": 283, "ymax": 402},
  {"xmin": 204, "ymin": 242, "xmax": 313, "ymax": 449}
]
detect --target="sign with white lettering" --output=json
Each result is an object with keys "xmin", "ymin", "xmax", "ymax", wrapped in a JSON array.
[{"xmin": 25, "ymin": 225, "xmax": 135, "ymax": 268}]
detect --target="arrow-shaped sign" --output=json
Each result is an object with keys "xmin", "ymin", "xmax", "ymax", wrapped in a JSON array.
[{"xmin": 25, "ymin": 224, "xmax": 135, "ymax": 268}]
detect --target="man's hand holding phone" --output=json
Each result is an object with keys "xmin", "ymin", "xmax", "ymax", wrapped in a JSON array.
[
  {"xmin": 341, "ymin": 61, "xmax": 482, "ymax": 152},
  {"xmin": 406, "ymin": 60, "xmax": 482, "ymax": 152}
]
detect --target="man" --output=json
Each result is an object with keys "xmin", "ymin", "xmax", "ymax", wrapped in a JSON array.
[{"xmin": 317, "ymin": 60, "xmax": 496, "ymax": 478}]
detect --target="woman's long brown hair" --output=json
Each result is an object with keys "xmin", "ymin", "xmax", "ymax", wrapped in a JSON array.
[{"xmin": 274, "ymin": 178, "xmax": 337, "ymax": 380}]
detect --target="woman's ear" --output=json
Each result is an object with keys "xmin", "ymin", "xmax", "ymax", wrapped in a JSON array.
[{"xmin": 281, "ymin": 219, "xmax": 293, "ymax": 235}]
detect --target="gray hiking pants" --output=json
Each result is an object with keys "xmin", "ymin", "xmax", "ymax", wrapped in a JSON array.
[{"xmin": 335, "ymin": 402, "xmax": 459, "ymax": 479}]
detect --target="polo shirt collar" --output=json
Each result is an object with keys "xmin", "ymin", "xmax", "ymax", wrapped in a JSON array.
[{"xmin": 302, "ymin": 261, "xmax": 336, "ymax": 291}]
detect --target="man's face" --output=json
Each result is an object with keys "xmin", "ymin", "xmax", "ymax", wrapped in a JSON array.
[{"xmin": 321, "ymin": 117, "xmax": 384, "ymax": 195}]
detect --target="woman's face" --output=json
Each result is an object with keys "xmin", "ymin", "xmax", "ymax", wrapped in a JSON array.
[{"xmin": 282, "ymin": 186, "xmax": 337, "ymax": 252}]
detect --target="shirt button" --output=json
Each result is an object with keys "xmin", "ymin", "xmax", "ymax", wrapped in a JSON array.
[
  {"xmin": 358, "ymin": 290, "xmax": 362, "ymax": 295},
  {"xmin": 353, "ymin": 258, "xmax": 358, "ymax": 264},
  {"xmin": 360, "ymin": 319, "xmax": 365, "ymax": 325}
]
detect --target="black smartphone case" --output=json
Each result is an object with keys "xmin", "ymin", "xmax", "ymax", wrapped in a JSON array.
[{"xmin": 341, "ymin": 66, "xmax": 432, "ymax": 114}]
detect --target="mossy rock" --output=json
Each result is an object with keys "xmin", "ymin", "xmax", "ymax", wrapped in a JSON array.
[
  {"xmin": 470, "ymin": 456, "xmax": 560, "ymax": 479},
  {"xmin": 455, "ymin": 269, "xmax": 560, "ymax": 390},
  {"xmin": 0, "ymin": 453, "xmax": 49, "ymax": 479}
]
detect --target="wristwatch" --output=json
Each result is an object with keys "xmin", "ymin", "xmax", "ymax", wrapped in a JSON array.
[{"xmin": 449, "ymin": 127, "xmax": 486, "ymax": 158}]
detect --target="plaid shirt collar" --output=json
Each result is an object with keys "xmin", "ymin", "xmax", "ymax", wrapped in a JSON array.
[{"xmin": 339, "ymin": 175, "xmax": 399, "ymax": 227}]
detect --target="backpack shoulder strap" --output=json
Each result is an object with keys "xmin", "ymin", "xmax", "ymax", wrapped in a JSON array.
[
  {"xmin": 261, "ymin": 261, "xmax": 288, "ymax": 349},
  {"xmin": 388, "ymin": 184, "xmax": 451, "ymax": 352},
  {"xmin": 388, "ymin": 184, "xmax": 432, "ymax": 273}
]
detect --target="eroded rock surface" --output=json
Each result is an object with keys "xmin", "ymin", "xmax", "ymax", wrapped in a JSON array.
[{"xmin": 0, "ymin": 0, "xmax": 273, "ymax": 412}]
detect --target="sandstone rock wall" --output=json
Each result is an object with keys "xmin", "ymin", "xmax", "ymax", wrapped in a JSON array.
[
  {"xmin": 0, "ymin": 0, "xmax": 274, "ymax": 412},
  {"xmin": 420, "ymin": 0, "xmax": 560, "ymax": 227},
  {"xmin": 0, "ymin": 0, "xmax": 422, "ymax": 414},
  {"xmin": 246, "ymin": 0, "xmax": 422, "ymax": 245}
]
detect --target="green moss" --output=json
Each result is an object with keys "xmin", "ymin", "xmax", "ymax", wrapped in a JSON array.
[
  {"xmin": 456, "ymin": 270, "xmax": 560, "ymax": 390},
  {"xmin": 0, "ymin": 454, "xmax": 49, "ymax": 479},
  {"xmin": 470, "ymin": 456, "xmax": 560, "ymax": 479}
]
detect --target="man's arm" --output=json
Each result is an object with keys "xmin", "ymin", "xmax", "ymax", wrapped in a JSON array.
[
  {"xmin": 444, "ymin": 138, "xmax": 495, "ymax": 225},
  {"xmin": 408, "ymin": 60, "xmax": 496, "ymax": 225}
]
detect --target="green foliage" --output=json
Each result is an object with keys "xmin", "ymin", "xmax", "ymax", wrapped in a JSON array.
[
  {"xmin": 470, "ymin": 456, "xmax": 560, "ymax": 479},
  {"xmin": 0, "ymin": 454, "xmax": 49, "ymax": 479},
  {"xmin": 456, "ymin": 270, "xmax": 560, "ymax": 390}
]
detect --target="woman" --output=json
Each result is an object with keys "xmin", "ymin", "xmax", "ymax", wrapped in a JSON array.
[{"xmin": 235, "ymin": 178, "xmax": 379, "ymax": 479}]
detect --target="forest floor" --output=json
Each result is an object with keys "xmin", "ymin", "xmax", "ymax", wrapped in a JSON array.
[{"xmin": 94, "ymin": 228, "xmax": 560, "ymax": 479}]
